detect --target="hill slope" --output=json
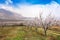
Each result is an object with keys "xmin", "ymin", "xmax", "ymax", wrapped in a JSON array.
[{"xmin": 0, "ymin": 9, "xmax": 23, "ymax": 20}]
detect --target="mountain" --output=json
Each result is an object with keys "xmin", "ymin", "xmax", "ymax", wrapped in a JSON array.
[
  {"xmin": 0, "ymin": 9, "xmax": 23, "ymax": 20},
  {"xmin": 0, "ymin": 9, "xmax": 37, "ymax": 25}
]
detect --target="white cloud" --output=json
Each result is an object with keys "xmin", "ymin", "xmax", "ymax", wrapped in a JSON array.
[
  {"xmin": 16, "ymin": 5, "xmax": 42, "ymax": 17},
  {"xmin": 5, "ymin": 0, "xmax": 13, "ymax": 5},
  {"xmin": 0, "ymin": 1, "xmax": 60, "ymax": 18}
]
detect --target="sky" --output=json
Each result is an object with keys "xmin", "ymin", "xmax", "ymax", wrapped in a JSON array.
[{"xmin": 0, "ymin": 0, "xmax": 60, "ymax": 18}]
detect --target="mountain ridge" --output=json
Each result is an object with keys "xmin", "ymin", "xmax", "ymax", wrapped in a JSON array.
[{"xmin": 0, "ymin": 9, "xmax": 24, "ymax": 20}]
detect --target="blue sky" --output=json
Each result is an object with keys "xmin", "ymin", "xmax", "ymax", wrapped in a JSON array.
[
  {"xmin": 0, "ymin": 0, "xmax": 60, "ymax": 5},
  {"xmin": 0, "ymin": 0, "xmax": 60, "ymax": 18}
]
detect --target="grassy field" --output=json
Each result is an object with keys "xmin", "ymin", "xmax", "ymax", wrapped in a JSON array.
[{"xmin": 0, "ymin": 26, "xmax": 60, "ymax": 40}]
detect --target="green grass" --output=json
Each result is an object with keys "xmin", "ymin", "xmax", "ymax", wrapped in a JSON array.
[{"xmin": 0, "ymin": 26, "xmax": 60, "ymax": 40}]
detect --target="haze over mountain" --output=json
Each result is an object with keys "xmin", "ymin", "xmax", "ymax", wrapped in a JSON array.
[
  {"xmin": 0, "ymin": 9, "xmax": 36, "ymax": 21},
  {"xmin": 0, "ymin": 9, "xmax": 24, "ymax": 20},
  {"xmin": 0, "ymin": 9, "xmax": 38, "ymax": 26}
]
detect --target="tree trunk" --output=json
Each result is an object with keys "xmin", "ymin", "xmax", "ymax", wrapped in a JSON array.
[
  {"xmin": 44, "ymin": 29, "xmax": 47, "ymax": 36},
  {"xmin": 45, "ymin": 30, "xmax": 47, "ymax": 36},
  {"xmin": 35, "ymin": 27, "xmax": 38, "ymax": 32}
]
